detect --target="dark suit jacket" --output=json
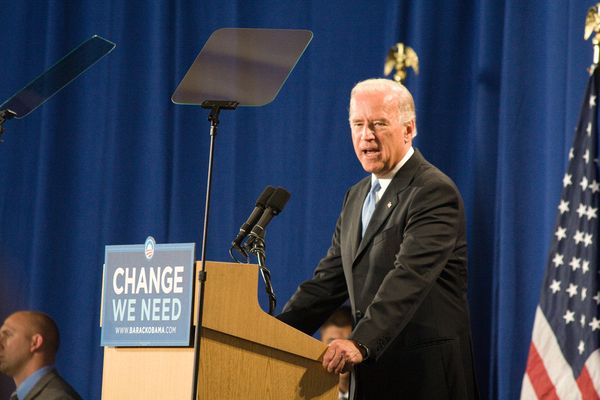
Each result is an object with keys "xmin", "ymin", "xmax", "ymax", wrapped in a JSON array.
[
  {"xmin": 23, "ymin": 369, "xmax": 81, "ymax": 400},
  {"xmin": 278, "ymin": 149, "xmax": 478, "ymax": 399}
]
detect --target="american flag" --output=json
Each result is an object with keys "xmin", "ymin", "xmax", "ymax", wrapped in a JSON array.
[{"xmin": 521, "ymin": 68, "xmax": 600, "ymax": 398}]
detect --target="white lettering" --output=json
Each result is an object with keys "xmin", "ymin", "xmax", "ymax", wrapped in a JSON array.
[
  {"xmin": 161, "ymin": 266, "xmax": 173, "ymax": 294},
  {"xmin": 152, "ymin": 298, "xmax": 161, "ymax": 321},
  {"xmin": 127, "ymin": 299, "xmax": 136, "ymax": 321},
  {"xmin": 141, "ymin": 298, "xmax": 151, "ymax": 321},
  {"xmin": 171, "ymin": 298, "xmax": 181, "ymax": 320},
  {"xmin": 149, "ymin": 267, "xmax": 160, "ymax": 294},
  {"xmin": 112, "ymin": 298, "xmax": 127, "ymax": 321},
  {"xmin": 139, "ymin": 297, "xmax": 182, "ymax": 321},
  {"xmin": 124, "ymin": 268, "xmax": 136, "ymax": 294},
  {"xmin": 173, "ymin": 266, "xmax": 184, "ymax": 293},
  {"xmin": 113, "ymin": 267, "xmax": 124, "ymax": 295},
  {"xmin": 137, "ymin": 268, "xmax": 148, "ymax": 294},
  {"xmin": 110, "ymin": 266, "xmax": 187, "ymax": 296},
  {"xmin": 161, "ymin": 298, "xmax": 171, "ymax": 320}
]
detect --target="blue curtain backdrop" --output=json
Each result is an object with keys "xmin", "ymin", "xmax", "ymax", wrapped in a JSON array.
[{"xmin": 0, "ymin": 1, "xmax": 593, "ymax": 398}]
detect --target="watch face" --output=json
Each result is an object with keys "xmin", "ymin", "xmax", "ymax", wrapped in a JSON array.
[{"xmin": 356, "ymin": 341, "xmax": 369, "ymax": 359}]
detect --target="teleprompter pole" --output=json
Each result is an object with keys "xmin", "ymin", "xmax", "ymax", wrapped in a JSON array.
[{"xmin": 190, "ymin": 100, "xmax": 238, "ymax": 400}]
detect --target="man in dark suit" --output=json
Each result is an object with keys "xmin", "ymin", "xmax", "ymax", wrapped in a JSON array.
[
  {"xmin": 278, "ymin": 78, "xmax": 478, "ymax": 399},
  {"xmin": 0, "ymin": 311, "xmax": 81, "ymax": 400}
]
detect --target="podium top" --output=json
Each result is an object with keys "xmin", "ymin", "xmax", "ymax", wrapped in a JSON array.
[
  {"xmin": 0, "ymin": 35, "xmax": 115, "ymax": 118},
  {"xmin": 171, "ymin": 28, "xmax": 313, "ymax": 107}
]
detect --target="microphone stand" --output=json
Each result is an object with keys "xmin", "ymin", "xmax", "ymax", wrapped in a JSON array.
[
  {"xmin": 247, "ymin": 233, "xmax": 277, "ymax": 315},
  {"xmin": 190, "ymin": 99, "xmax": 238, "ymax": 400}
]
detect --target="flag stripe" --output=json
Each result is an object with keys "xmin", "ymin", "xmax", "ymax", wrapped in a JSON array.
[
  {"xmin": 521, "ymin": 375, "xmax": 538, "ymax": 400},
  {"xmin": 529, "ymin": 307, "xmax": 580, "ymax": 399},
  {"xmin": 576, "ymin": 366, "xmax": 600, "ymax": 400},
  {"xmin": 584, "ymin": 350, "xmax": 600, "ymax": 395},
  {"xmin": 526, "ymin": 342, "xmax": 560, "ymax": 399}
]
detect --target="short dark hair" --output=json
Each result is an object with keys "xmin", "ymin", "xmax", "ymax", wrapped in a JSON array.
[
  {"xmin": 20, "ymin": 311, "xmax": 60, "ymax": 354},
  {"xmin": 320, "ymin": 306, "xmax": 353, "ymax": 331}
]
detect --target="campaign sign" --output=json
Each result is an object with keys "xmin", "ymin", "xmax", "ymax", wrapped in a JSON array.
[{"xmin": 101, "ymin": 237, "xmax": 195, "ymax": 347}]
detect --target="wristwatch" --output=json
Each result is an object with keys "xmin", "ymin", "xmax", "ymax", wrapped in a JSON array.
[{"xmin": 353, "ymin": 340, "xmax": 370, "ymax": 360}]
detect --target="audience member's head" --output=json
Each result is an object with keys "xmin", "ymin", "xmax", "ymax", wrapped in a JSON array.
[
  {"xmin": 0, "ymin": 311, "xmax": 59, "ymax": 386},
  {"xmin": 319, "ymin": 306, "xmax": 353, "ymax": 344}
]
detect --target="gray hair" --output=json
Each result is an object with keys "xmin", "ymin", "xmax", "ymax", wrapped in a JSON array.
[{"xmin": 349, "ymin": 78, "xmax": 417, "ymax": 136}]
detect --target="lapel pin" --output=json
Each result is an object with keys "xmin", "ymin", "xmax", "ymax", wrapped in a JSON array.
[{"xmin": 387, "ymin": 201, "xmax": 392, "ymax": 208}]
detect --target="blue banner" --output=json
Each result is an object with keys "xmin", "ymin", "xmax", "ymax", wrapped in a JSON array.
[{"xmin": 101, "ymin": 237, "xmax": 195, "ymax": 347}]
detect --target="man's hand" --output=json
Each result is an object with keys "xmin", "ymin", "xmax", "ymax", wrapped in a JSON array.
[{"xmin": 322, "ymin": 339, "xmax": 364, "ymax": 374}]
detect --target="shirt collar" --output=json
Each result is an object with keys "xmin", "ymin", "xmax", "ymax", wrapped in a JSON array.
[
  {"xmin": 17, "ymin": 365, "xmax": 53, "ymax": 400},
  {"xmin": 371, "ymin": 146, "xmax": 414, "ymax": 197}
]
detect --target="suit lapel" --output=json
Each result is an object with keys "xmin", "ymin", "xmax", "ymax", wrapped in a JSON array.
[
  {"xmin": 341, "ymin": 177, "xmax": 370, "ymax": 309},
  {"xmin": 353, "ymin": 150, "xmax": 424, "ymax": 263},
  {"xmin": 348, "ymin": 179, "xmax": 370, "ymax": 261}
]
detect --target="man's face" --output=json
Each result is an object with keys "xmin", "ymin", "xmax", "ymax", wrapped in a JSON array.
[
  {"xmin": 0, "ymin": 314, "xmax": 34, "ymax": 377},
  {"xmin": 350, "ymin": 90, "xmax": 413, "ymax": 177}
]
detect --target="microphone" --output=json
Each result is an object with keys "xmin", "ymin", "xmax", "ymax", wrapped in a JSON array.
[
  {"xmin": 231, "ymin": 186, "xmax": 275, "ymax": 251},
  {"xmin": 248, "ymin": 187, "xmax": 291, "ymax": 240}
]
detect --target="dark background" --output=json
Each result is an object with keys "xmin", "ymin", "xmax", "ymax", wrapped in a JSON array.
[{"xmin": 0, "ymin": 1, "xmax": 592, "ymax": 399}]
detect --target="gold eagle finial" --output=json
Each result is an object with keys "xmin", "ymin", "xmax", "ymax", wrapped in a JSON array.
[
  {"xmin": 585, "ymin": 3, "xmax": 600, "ymax": 71},
  {"xmin": 384, "ymin": 43, "xmax": 419, "ymax": 84},
  {"xmin": 585, "ymin": 4, "xmax": 600, "ymax": 40}
]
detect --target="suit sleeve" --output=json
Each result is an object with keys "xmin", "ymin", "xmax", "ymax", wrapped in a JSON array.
[
  {"xmin": 349, "ymin": 175, "xmax": 464, "ymax": 360},
  {"xmin": 276, "ymin": 192, "xmax": 350, "ymax": 335}
]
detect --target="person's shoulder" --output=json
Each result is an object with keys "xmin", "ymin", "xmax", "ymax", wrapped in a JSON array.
[
  {"xmin": 417, "ymin": 162, "xmax": 456, "ymax": 187},
  {"xmin": 33, "ymin": 370, "xmax": 82, "ymax": 400},
  {"xmin": 341, "ymin": 175, "xmax": 371, "ymax": 205},
  {"xmin": 413, "ymin": 153, "xmax": 459, "ymax": 191},
  {"xmin": 409, "ymin": 154, "xmax": 464, "ymax": 206}
]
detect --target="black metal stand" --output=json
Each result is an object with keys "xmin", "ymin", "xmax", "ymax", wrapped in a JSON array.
[
  {"xmin": 248, "ymin": 234, "xmax": 277, "ymax": 315},
  {"xmin": 0, "ymin": 109, "xmax": 16, "ymax": 142},
  {"xmin": 190, "ymin": 100, "xmax": 238, "ymax": 400}
]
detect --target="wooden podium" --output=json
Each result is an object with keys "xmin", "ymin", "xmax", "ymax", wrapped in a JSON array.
[{"xmin": 101, "ymin": 261, "xmax": 338, "ymax": 399}]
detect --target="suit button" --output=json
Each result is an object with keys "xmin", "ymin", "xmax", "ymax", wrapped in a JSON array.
[{"xmin": 355, "ymin": 310, "xmax": 363, "ymax": 321}]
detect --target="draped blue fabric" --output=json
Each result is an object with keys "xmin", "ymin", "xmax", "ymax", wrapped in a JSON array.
[{"xmin": 0, "ymin": 1, "xmax": 594, "ymax": 398}]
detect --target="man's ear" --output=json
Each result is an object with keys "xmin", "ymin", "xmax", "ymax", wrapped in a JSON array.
[
  {"xmin": 403, "ymin": 119, "xmax": 416, "ymax": 143},
  {"xmin": 30, "ymin": 333, "xmax": 44, "ymax": 353},
  {"xmin": 405, "ymin": 119, "xmax": 416, "ymax": 138}
]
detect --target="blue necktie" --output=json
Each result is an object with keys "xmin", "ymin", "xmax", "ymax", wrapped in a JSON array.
[{"xmin": 361, "ymin": 180, "xmax": 380, "ymax": 237}]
